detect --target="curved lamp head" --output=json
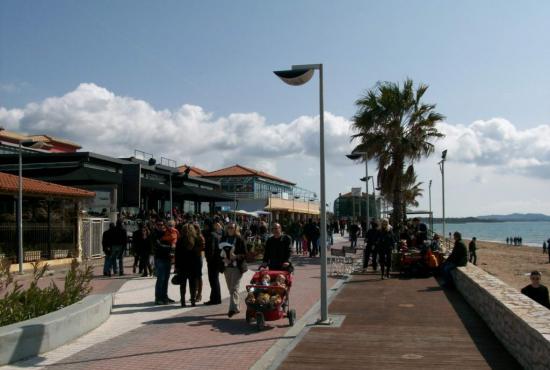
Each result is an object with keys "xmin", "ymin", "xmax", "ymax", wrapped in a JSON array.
[
  {"xmin": 346, "ymin": 153, "xmax": 362, "ymax": 160},
  {"xmin": 273, "ymin": 68, "xmax": 314, "ymax": 86}
]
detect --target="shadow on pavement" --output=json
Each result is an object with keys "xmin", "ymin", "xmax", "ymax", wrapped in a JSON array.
[
  {"xmin": 110, "ymin": 303, "xmax": 182, "ymax": 315},
  {"xmin": 441, "ymin": 282, "xmax": 522, "ymax": 369},
  {"xmin": 143, "ymin": 312, "xmax": 291, "ymax": 335}
]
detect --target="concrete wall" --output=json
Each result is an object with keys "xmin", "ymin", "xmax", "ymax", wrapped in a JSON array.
[
  {"xmin": 0, "ymin": 293, "xmax": 112, "ymax": 365},
  {"xmin": 453, "ymin": 264, "xmax": 550, "ymax": 370}
]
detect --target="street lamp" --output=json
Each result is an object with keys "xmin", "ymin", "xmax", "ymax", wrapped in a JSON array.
[
  {"xmin": 274, "ymin": 63, "xmax": 330, "ymax": 324},
  {"xmin": 17, "ymin": 139, "xmax": 35, "ymax": 274},
  {"xmin": 428, "ymin": 179, "xmax": 433, "ymax": 235},
  {"xmin": 347, "ymin": 152, "xmax": 370, "ymax": 227},
  {"xmin": 362, "ymin": 176, "xmax": 378, "ymax": 220},
  {"xmin": 438, "ymin": 150, "xmax": 447, "ymax": 249}
]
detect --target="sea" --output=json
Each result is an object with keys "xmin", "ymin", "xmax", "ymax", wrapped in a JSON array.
[{"xmin": 432, "ymin": 222, "xmax": 550, "ymax": 247}]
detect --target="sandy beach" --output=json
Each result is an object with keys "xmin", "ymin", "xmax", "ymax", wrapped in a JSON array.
[{"xmin": 472, "ymin": 240, "xmax": 550, "ymax": 290}]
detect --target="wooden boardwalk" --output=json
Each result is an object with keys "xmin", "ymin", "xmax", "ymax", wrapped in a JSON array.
[{"xmin": 279, "ymin": 273, "xmax": 522, "ymax": 370}]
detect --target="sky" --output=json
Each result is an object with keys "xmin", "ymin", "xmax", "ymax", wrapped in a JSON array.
[{"xmin": 1, "ymin": 0, "xmax": 550, "ymax": 217}]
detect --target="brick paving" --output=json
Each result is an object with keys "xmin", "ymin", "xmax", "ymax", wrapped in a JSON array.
[
  {"xmin": 38, "ymin": 257, "xmax": 338, "ymax": 370},
  {"xmin": 279, "ymin": 272, "xmax": 522, "ymax": 370}
]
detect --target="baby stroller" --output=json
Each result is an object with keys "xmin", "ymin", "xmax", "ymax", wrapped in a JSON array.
[{"xmin": 245, "ymin": 269, "xmax": 296, "ymax": 331}]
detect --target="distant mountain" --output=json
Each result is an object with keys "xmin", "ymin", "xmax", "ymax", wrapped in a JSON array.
[
  {"xmin": 427, "ymin": 213, "xmax": 550, "ymax": 223},
  {"xmin": 477, "ymin": 213, "xmax": 550, "ymax": 222}
]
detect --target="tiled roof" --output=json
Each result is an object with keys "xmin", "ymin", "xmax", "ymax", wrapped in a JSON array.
[
  {"xmin": 178, "ymin": 165, "xmax": 209, "ymax": 177},
  {"xmin": 0, "ymin": 172, "xmax": 95, "ymax": 198},
  {"xmin": 28, "ymin": 135, "xmax": 81, "ymax": 149},
  {"xmin": 202, "ymin": 164, "xmax": 296, "ymax": 185}
]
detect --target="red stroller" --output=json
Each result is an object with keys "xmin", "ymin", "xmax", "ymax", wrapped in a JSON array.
[{"xmin": 245, "ymin": 269, "xmax": 296, "ymax": 330}]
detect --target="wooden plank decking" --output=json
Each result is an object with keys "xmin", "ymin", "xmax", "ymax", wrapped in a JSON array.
[{"xmin": 279, "ymin": 273, "xmax": 522, "ymax": 370}]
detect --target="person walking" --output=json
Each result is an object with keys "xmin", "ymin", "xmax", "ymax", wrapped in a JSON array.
[
  {"xmin": 175, "ymin": 223, "xmax": 202, "ymax": 307},
  {"xmin": 377, "ymin": 219, "xmax": 395, "ymax": 280},
  {"xmin": 193, "ymin": 223, "xmax": 205, "ymax": 302},
  {"xmin": 349, "ymin": 221, "xmax": 359, "ymax": 249},
  {"xmin": 101, "ymin": 222, "xmax": 116, "ymax": 276},
  {"xmin": 220, "ymin": 222, "xmax": 247, "ymax": 317},
  {"xmin": 111, "ymin": 220, "xmax": 128, "ymax": 276},
  {"xmin": 363, "ymin": 220, "xmax": 379, "ymax": 272},
  {"xmin": 153, "ymin": 220, "xmax": 178, "ymax": 305},
  {"xmin": 134, "ymin": 224, "xmax": 153, "ymax": 277},
  {"xmin": 262, "ymin": 223, "xmax": 293, "ymax": 271},
  {"xmin": 468, "ymin": 237, "xmax": 477, "ymax": 265},
  {"xmin": 204, "ymin": 220, "xmax": 222, "ymax": 305},
  {"xmin": 542, "ymin": 241, "xmax": 547, "ymax": 254}
]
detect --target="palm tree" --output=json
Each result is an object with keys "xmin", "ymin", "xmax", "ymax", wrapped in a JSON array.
[{"xmin": 351, "ymin": 79, "xmax": 444, "ymax": 235}]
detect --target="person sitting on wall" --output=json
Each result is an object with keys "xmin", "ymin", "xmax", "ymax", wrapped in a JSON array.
[
  {"xmin": 521, "ymin": 271, "xmax": 550, "ymax": 309},
  {"xmin": 441, "ymin": 231, "xmax": 468, "ymax": 288}
]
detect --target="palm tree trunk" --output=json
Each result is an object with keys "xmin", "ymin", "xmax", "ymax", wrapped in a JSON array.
[{"xmin": 391, "ymin": 154, "xmax": 405, "ymax": 239}]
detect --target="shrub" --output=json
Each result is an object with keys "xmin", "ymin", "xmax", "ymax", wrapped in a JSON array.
[{"xmin": 0, "ymin": 258, "xmax": 93, "ymax": 327}]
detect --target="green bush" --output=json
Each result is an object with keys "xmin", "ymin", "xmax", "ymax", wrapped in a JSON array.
[{"xmin": 0, "ymin": 259, "xmax": 93, "ymax": 327}]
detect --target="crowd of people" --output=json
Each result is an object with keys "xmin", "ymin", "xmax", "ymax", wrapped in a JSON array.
[
  {"xmin": 506, "ymin": 236, "xmax": 523, "ymax": 246},
  {"xmin": 101, "ymin": 213, "xmax": 298, "ymax": 317}
]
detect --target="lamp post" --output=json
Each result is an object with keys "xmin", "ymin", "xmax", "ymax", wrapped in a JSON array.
[
  {"xmin": 347, "ymin": 152, "xmax": 370, "ymax": 227},
  {"xmin": 438, "ymin": 150, "xmax": 447, "ymax": 249},
  {"xmin": 17, "ymin": 139, "xmax": 34, "ymax": 274},
  {"xmin": 429, "ymin": 179, "xmax": 433, "ymax": 234},
  {"xmin": 275, "ymin": 63, "xmax": 330, "ymax": 324},
  {"xmin": 363, "ymin": 176, "xmax": 378, "ymax": 220}
]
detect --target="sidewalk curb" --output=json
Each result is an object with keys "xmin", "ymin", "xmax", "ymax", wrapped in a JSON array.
[{"xmin": 250, "ymin": 275, "xmax": 350, "ymax": 370}]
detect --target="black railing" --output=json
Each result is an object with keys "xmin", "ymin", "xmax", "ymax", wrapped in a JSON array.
[{"xmin": 0, "ymin": 223, "xmax": 77, "ymax": 262}]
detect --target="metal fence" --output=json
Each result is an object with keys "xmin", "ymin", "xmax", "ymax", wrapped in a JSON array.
[
  {"xmin": 81, "ymin": 218, "xmax": 111, "ymax": 260},
  {"xmin": 0, "ymin": 223, "xmax": 76, "ymax": 262}
]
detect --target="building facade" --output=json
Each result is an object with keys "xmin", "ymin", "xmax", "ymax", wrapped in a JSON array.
[{"xmin": 333, "ymin": 191, "xmax": 380, "ymax": 221}]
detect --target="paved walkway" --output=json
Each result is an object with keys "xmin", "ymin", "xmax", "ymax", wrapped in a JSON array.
[
  {"xmin": 279, "ymin": 272, "xmax": 522, "ymax": 370},
  {"xmin": 2, "ymin": 238, "xmax": 344, "ymax": 370}
]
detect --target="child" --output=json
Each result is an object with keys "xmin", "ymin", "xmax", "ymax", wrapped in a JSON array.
[
  {"xmin": 274, "ymin": 273, "xmax": 287, "ymax": 288},
  {"xmin": 259, "ymin": 271, "xmax": 271, "ymax": 286}
]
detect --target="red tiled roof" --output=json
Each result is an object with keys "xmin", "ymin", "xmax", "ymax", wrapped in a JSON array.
[
  {"xmin": 0, "ymin": 172, "xmax": 95, "ymax": 198},
  {"xmin": 178, "ymin": 165, "xmax": 209, "ymax": 177},
  {"xmin": 202, "ymin": 164, "xmax": 296, "ymax": 185}
]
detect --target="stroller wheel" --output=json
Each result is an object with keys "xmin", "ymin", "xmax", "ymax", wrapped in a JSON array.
[
  {"xmin": 288, "ymin": 309, "xmax": 296, "ymax": 326},
  {"xmin": 256, "ymin": 312, "xmax": 265, "ymax": 331}
]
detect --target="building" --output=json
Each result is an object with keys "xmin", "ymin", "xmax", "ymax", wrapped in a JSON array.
[
  {"xmin": 0, "ymin": 151, "xmax": 231, "ymax": 219},
  {"xmin": 0, "ymin": 171, "xmax": 94, "ymax": 263},
  {"xmin": 199, "ymin": 164, "xmax": 319, "ymax": 220},
  {"xmin": 0, "ymin": 128, "xmax": 81, "ymax": 153},
  {"xmin": 333, "ymin": 191, "xmax": 379, "ymax": 221}
]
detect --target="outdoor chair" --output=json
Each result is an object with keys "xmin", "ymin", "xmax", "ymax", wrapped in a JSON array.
[
  {"xmin": 329, "ymin": 248, "xmax": 346, "ymax": 276},
  {"xmin": 343, "ymin": 246, "xmax": 362, "ymax": 273}
]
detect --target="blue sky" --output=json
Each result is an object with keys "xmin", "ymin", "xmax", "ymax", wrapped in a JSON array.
[{"xmin": 2, "ymin": 0, "xmax": 550, "ymax": 216}]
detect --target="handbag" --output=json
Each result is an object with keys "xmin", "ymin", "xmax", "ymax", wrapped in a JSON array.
[{"xmin": 171, "ymin": 273, "xmax": 183, "ymax": 285}]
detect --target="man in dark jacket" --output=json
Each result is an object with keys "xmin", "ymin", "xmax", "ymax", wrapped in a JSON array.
[
  {"xmin": 102, "ymin": 222, "xmax": 116, "ymax": 276},
  {"xmin": 521, "ymin": 271, "xmax": 550, "ymax": 309},
  {"xmin": 442, "ymin": 231, "xmax": 468, "ymax": 287},
  {"xmin": 203, "ymin": 219, "xmax": 222, "ymax": 305},
  {"xmin": 363, "ymin": 221, "xmax": 379, "ymax": 271},
  {"xmin": 111, "ymin": 220, "xmax": 128, "ymax": 276},
  {"xmin": 468, "ymin": 237, "xmax": 477, "ymax": 265},
  {"xmin": 349, "ymin": 221, "xmax": 359, "ymax": 249},
  {"xmin": 262, "ymin": 223, "xmax": 293, "ymax": 271}
]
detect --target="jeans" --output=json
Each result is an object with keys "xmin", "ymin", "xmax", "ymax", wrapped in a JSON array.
[
  {"xmin": 155, "ymin": 258, "xmax": 171, "ymax": 301},
  {"xmin": 180, "ymin": 274, "xmax": 197, "ymax": 304},
  {"xmin": 224, "ymin": 267, "xmax": 242, "ymax": 313},
  {"xmin": 469, "ymin": 252, "xmax": 477, "ymax": 265},
  {"xmin": 363, "ymin": 244, "xmax": 376, "ymax": 269},
  {"xmin": 111, "ymin": 245, "xmax": 124, "ymax": 274},
  {"xmin": 442, "ymin": 262, "xmax": 457, "ymax": 286},
  {"xmin": 379, "ymin": 248, "xmax": 392, "ymax": 277},
  {"xmin": 139, "ymin": 253, "xmax": 153, "ymax": 276},
  {"xmin": 294, "ymin": 237, "xmax": 302, "ymax": 254},
  {"xmin": 207, "ymin": 259, "xmax": 221, "ymax": 304},
  {"xmin": 350, "ymin": 237, "xmax": 357, "ymax": 249},
  {"xmin": 103, "ymin": 253, "xmax": 112, "ymax": 275}
]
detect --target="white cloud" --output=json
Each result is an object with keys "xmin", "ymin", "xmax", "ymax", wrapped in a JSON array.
[
  {"xmin": 0, "ymin": 83, "xmax": 355, "ymax": 175},
  {"xmin": 436, "ymin": 118, "xmax": 550, "ymax": 177}
]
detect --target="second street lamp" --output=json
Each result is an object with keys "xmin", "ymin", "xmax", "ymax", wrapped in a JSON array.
[
  {"xmin": 274, "ymin": 63, "xmax": 330, "ymax": 324},
  {"xmin": 347, "ymin": 152, "xmax": 370, "ymax": 227}
]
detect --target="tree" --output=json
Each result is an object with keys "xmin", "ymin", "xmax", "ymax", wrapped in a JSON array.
[{"xmin": 351, "ymin": 79, "xmax": 444, "ymax": 235}]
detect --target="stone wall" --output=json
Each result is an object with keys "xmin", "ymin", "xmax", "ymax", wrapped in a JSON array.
[{"xmin": 453, "ymin": 264, "xmax": 550, "ymax": 370}]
